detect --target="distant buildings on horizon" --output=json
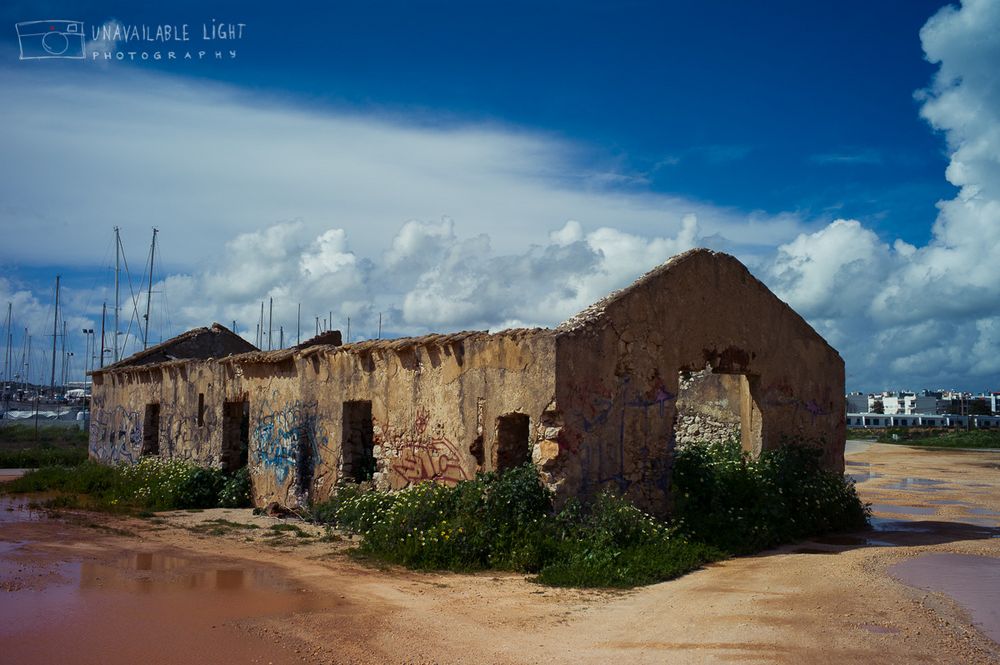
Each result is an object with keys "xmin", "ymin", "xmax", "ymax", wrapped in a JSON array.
[{"xmin": 846, "ymin": 389, "xmax": 1000, "ymax": 416}]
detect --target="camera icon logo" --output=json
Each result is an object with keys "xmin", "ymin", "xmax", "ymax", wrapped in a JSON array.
[{"xmin": 15, "ymin": 20, "xmax": 85, "ymax": 60}]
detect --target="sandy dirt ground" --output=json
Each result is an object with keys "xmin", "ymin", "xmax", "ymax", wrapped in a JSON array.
[{"xmin": 1, "ymin": 442, "xmax": 999, "ymax": 664}]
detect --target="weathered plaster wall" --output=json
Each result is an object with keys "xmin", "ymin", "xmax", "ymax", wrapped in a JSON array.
[
  {"xmin": 550, "ymin": 250, "xmax": 845, "ymax": 516},
  {"xmin": 90, "ymin": 331, "xmax": 557, "ymax": 508},
  {"xmin": 89, "ymin": 362, "xmax": 234, "ymax": 467}
]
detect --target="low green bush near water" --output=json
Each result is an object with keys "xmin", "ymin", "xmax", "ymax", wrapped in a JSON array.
[
  {"xmin": 671, "ymin": 439, "xmax": 870, "ymax": 554},
  {"xmin": 1, "ymin": 458, "xmax": 253, "ymax": 511}
]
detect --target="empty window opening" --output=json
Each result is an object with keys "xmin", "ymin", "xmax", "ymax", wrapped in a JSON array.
[
  {"xmin": 197, "ymin": 393, "xmax": 205, "ymax": 426},
  {"xmin": 675, "ymin": 367, "xmax": 762, "ymax": 456},
  {"xmin": 142, "ymin": 403, "xmax": 160, "ymax": 456},
  {"xmin": 221, "ymin": 401, "xmax": 250, "ymax": 472},
  {"xmin": 342, "ymin": 401, "xmax": 375, "ymax": 483},
  {"xmin": 296, "ymin": 424, "xmax": 315, "ymax": 498},
  {"xmin": 495, "ymin": 413, "xmax": 530, "ymax": 471}
]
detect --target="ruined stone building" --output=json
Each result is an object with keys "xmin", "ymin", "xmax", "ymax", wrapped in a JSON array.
[{"xmin": 89, "ymin": 249, "xmax": 845, "ymax": 515}]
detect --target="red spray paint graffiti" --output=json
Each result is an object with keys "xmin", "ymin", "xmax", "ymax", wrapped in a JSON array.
[{"xmin": 375, "ymin": 408, "xmax": 470, "ymax": 489}]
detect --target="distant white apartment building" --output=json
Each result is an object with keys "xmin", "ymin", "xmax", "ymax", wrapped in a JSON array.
[
  {"xmin": 880, "ymin": 394, "xmax": 916, "ymax": 415},
  {"xmin": 848, "ymin": 390, "xmax": 998, "ymax": 416}
]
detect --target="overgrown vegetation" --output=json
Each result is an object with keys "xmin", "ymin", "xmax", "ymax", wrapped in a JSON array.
[
  {"xmin": 0, "ymin": 458, "xmax": 253, "ymax": 512},
  {"xmin": 311, "ymin": 440, "xmax": 868, "ymax": 588},
  {"xmin": 876, "ymin": 428, "xmax": 1000, "ymax": 449},
  {"xmin": 671, "ymin": 440, "xmax": 870, "ymax": 554}
]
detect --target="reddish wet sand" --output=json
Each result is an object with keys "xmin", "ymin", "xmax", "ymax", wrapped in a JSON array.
[{"xmin": 1, "ymin": 442, "xmax": 999, "ymax": 664}]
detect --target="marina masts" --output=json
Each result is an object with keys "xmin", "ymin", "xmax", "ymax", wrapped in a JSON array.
[
  {"xmin": 142, "ymin": 228, "xmax": 158, "ymax": 350},
  {"xmin": 50, "ymin": 275, "xmax": 60, "ymax": 391},
  {"xmin": 113, "ymin": 226, "xmax": 120, "ymax": 363}
]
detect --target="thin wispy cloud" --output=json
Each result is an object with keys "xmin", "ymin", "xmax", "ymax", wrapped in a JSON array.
[{"xmin": 810, "ymin": 149, "xmax": 884, "ymax": 165}]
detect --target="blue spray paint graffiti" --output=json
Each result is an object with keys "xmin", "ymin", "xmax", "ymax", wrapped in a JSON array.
[
  {"xmin": 89, "ymin": 396, "xmax": 143, "ymax": 464},
  {"xmin": 250, "ymin": 395, "xmax": 331, "ymax": 490},
  {"xmin": 566, "ymin": 372, "xmax": 676, "ymax": 498}
]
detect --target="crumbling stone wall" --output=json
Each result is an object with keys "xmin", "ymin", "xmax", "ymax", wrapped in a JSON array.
[
  {"xmin": 91, "ymin": 331, "xmax": 557, "ymax": 508},
  {"xmin": 550, "ymin": 249, "xmax": 844, "ymax": 517},
  {"xmin": 674, "ymin": 368, "xmax": 742, "ymax": 446}
]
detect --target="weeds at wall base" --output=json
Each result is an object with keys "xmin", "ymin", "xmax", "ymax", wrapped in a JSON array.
[
  {"xmin": 1, "ymin": 459, "xmax": 253, "ymax": 512},
  {"xmin": 312, "ymin": 440, "xmax": 868, "ymax": 589}
]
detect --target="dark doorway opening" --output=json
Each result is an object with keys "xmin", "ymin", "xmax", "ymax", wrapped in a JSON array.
[
  {"xmin": 141, "ymin": 403, "xmax": 160, "ymax": 456},
  {"xmin": 495, "ymin": 413, "xmax": 530, "ymax": 471},
  {"xmin": 296, "ymin": 424, "xmax": 314, "ymax": 498},
  {"xmin": 221, "ymin": 401, "xmax": 250, "ymax": 471},
  {"xmin": 342, "ymin": 401, "xmax": 375, "ymax": 483}
]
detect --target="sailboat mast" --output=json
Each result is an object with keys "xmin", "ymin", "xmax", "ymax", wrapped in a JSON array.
[
  {"xmin": 24, "ymin": 332, "xmax": 30, "ymax": 392},
  {"xmin": 50, "ymin": 275, "xmax": 60, "ymax": 392},
  {"xmin": 100, "ymin": 303, "xmax": 106, "ymax": 369},
  {"xmin": 143, "ymin": 228, "xmax": 158, "ymax": 350},
  {"xmin": 3, "ymin": 302, "xmax": 10, "ymax": 394},
  {"xmin": 60, "ymin": 320, "xmax": 67, "ymax": 388},
  {"xmin": 114, "ymin": 227, "xmax": 120, "ymax": 363}
]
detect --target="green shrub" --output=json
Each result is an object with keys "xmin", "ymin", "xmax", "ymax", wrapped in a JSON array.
[
  {"xmin": 536, "ymin": 492, "xmax": 723, "ymax": 587},
  {"xmin": 671, "ymin": 439, "xmax": 869, "ymax": 554},
  {"xmin": 116, "ymin": 457, "xmax": 225, "ymax": 510},
  {"xmin": 2, "ymin": 461, "xmax": 117, "ymax": 495},
  {"xmin": 313, "ymin": 466, "xmax": 555, "ymax": 571},
  {"xmin": 218, "ymin": 467, "xmax": 252, "ymax": 508},
  {"xmin": 312, "ymin": 465, "xmax": 720, "ymax": 586},
  {"xmin": 2, "ymin": 458, "xmax": 234, "ymax": 511}
]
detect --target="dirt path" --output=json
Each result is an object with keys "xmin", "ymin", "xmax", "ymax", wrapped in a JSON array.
[{"xmin": 2, "ymin": 443, "xmax": 999, "ymax": 664}]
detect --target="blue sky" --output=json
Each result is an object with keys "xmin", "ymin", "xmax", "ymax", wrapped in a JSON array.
[{"xmin": 0, "ymin": 1, "xmax": 998, "ymax": 393}]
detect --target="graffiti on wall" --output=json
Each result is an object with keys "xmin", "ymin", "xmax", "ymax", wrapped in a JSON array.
[
  {"xmin": 561, "ymin": 371, "xmax": 677, "ymax": 498},
  {"xmin": 376, "ymin": 408, "xmax": 470, "ymax": 487},
  {"xmin": 760, "ymin": 380, "xmax": 832, "ymax": 420},
  {"xmin": 89, "ymin": 394, "xmax": 143, "ymax": 463},
  {"xmin": 157, "ymin": 407, "xmax": 206, "ymax": 461},
  {"xmin": 250, "ymin": 394, "xmax": 331, "ymax": 487}
]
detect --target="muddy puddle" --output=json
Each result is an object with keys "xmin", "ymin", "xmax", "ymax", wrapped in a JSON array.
[
  {"xmin": 0, "ymin": 494, "xmax": 50, "ymax": 523},
  {"xmin": 890, "ymin": 553, "xmax": 1000, "ymax": 644},
  {"xmin": 0, "ymin": 496, "xmax": 336, "ymax": 664},
  {"xmin": 869, "ymin": 503, "xmax": 938, "ymax": 516},
  {"xmin": 845, "ymin": 461, "xmax": 883, "ymax": 483},
  {"xmin": 880, "ymin": 478, "xmax": 947, "ymax": 491},
  {"xmin": 798, "ymin": 515, "xmax": 1000, "ymax": 551}
]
